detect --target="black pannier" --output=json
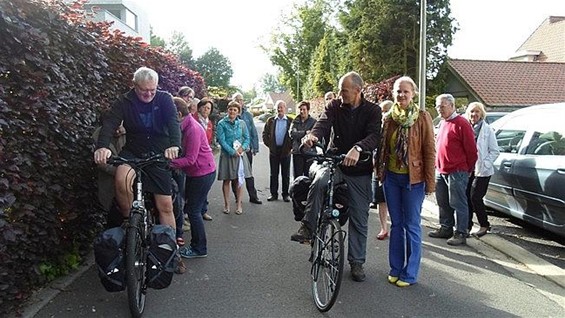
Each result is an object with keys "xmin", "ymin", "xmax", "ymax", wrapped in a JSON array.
[
  {"xmin": 93, "ymin": 227, "xmax": 126, "ymax": 292},
  {"xmin": 333, "ymin": 181, "xmax": 350, "ymax": 226},
  {"xmin": 290, "ymin": 176, "xmax": 312, "ymax": 221},
  {"xmin": 146, "ymin": 225, "xmax": 178, "ymax": 289}
]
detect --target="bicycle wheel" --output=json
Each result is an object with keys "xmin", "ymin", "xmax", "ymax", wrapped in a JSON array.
[
  {"xmin": 311, "ymin": 218, "xmax": 344, "ymax": 312},
  {"xmin": 126, "ymin": 212, "xmax": 147, "ymax": 317}
]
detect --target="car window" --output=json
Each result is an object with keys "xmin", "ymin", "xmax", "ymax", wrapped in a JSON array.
[{"xmin": 496, "ymin": 129, "xmax": 526, "ymax": 153}]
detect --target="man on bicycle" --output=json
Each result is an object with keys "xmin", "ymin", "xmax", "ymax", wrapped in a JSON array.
[
  {"xmin": 291, "ymin": 71, "xmax": 381, "ymax": 282},
  {"xmin": 94, "ymin": 66, "xmax": 181, "ymax": 230}
]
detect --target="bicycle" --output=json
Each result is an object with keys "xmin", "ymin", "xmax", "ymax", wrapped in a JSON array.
[
  {"xmin": 107, "ymin": 153, "xmax": 169, "ymax": 318},
  {"xmin": 301, "ymin": 144, "xmax": 370, "ymax": 312}
]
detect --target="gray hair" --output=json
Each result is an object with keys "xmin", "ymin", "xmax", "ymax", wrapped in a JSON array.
[
  {"xmin": 132, "ymin": 66, "xmax": 159, "ymax": 84},
  {"xmin": 393, "ymin": 76, "xmax": 419, "ymax": 98},
  {"xmin": 435, "ymin": 93, "xmax": 455, "ymax": 106},
  {"xmin": 465, "ymin": 102, "xmax": 486, "ymax": 120},
  {"xmin": 340, "ymin": 71, "xmax": 364, "ymax": 90},
  {"xmin": 178, "ymin": 86, "xmax": 194, "ymax": 98}
]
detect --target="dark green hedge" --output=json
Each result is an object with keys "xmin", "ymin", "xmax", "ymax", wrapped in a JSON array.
[{"xmin": 0, "ymin": 0, "xmax": 205, "ymax": 314}]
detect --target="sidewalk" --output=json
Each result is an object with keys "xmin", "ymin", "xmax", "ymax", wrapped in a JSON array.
[{"xmin": 420, "ymin": 198, "xmax": 565, "ymax": 289}]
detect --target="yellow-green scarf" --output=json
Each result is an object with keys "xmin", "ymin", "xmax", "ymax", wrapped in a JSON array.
[{"xmin": 390, "ymin": 102, "xmax": 419, "ymax": 168}]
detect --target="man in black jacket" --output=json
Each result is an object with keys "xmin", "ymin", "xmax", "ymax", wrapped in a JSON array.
[
  {"xmin": 291, "ymin": 71, "xmax": 381, "ymax": 282},
  {"xmin": 94, "ymin": 67, "xmax": 181, "ymax": 229}
]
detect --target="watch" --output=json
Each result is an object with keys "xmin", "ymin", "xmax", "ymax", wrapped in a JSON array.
[{"xmin": 354, "ymin": 145, "xmax": 363, "ymax": 153}]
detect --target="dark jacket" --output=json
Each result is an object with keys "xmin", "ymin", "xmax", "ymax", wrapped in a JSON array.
[
  {"xmin": 96, "ymin": 89, "xmax": 181, "ymax": 157},
  {"xmin": 289, "ymin": 115, "xmax": 317, "ymax": 154},
  {"xmin": 263, "ymin": 115, "xmax": 292, "ymax": 157},
  {"xmin": 311, "ymin": 96, "xmax": 381, "ymax": 176}
]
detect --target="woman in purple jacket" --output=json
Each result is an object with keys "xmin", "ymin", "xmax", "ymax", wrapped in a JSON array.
[{"xmin": 171, "ymin": 112, "xmax": 216, "ymax": 259}]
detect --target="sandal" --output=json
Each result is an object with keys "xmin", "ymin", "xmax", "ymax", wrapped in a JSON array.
[
  {"xmin": 376, "ymin": 231, "xmax": 389, "ymax": 240},
  {"xmin": 223, "ymin": 207, "xmax": 230, "ymax": 214},
  {"xmin": 235, "ymin": 209, "xmax": 243, "ymax": 215},
  {"xmin": 176, "ymin": 237, "xmax": 185, "ymax": 247}
]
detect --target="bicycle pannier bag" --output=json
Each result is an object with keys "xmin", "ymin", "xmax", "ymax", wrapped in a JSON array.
[
  {"xmin": 93, "ymin": 226, "xmax": 126, "ymax": 292},
  {"xmin": 290, "ymin": 176, "xmax": 312, "ymax": 221},
  {"xmin": 146, "ymin": 225, "xmax": 178, "ymax": 289}
]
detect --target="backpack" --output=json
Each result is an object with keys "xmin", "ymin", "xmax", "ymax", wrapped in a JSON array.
[
  {"xmin": 289, "ymin": 176, "xmax": 311, "ymax": 221},
  {"xmin": 146, "ymin": 225, "xmax": 178, "ymax": 289},
  {"xmin": 93, "ymin": 227, "xmax": 126, "ymax": 292}
]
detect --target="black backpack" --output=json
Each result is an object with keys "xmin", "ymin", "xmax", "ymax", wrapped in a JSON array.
[
  {"xmin": 333, "ymin": 181, "xmax": 350, "ymax": 226},
  {"xmin": 290, "ymin": 176, "xmax": 311, "ymax": 221},
  {"xmin": 93, "ymin": 227, "xmax": 126, "ymax": 292},
  {"xmin": 146, "ymin": 225, "xmax": 178, "ymax": 289}
]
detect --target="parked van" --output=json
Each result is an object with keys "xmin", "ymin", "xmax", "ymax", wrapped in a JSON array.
[{"xmin": 484, "ymin": 103, "xmax": 565, "ymax": 237}]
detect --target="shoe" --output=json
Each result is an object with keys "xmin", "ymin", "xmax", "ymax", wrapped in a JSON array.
[
  {"xmin": 447, "ymin": 232, "xmax": 467, "ymax": 246},
  {"xmin": 202, "ymin": 213, "xmax": 213, "ymax": 221},
  {"xmin": 176, "ymin": 237, "xmax": 185, "ymax": 247},
  {"xmin": 267, "ymin": 195, "xmax": 278, "ymax": 201},
  {"xmin": 387, "ymin": 275, "xmax": 399, "ymax": 284},
  {"xmin": 369, "ymin": 202, "xmax": 377, "ymax": 209},
  {"xmin": 182, "ymin": 220, "xmax": 191, "ymax": 231},
  {"xmin": 472, "ymin": 226, "xmax": 491, "ymax": 237},
  {"xmin": 223, "ymin": 207, "xmax": 230, "ymax": 214},
  {"xmin": 428, "ymin": 227, "xmax": 453, "ymax": 239},
  {"xmin": 235, "ymin": 209, "xmax": 243, "ymax": 215},
  {"xmin": 174, "ymin": 259, "xmax": 186, "ymax": 274},
  {"xmin": 179, "ymin": 246, "xmax": 207, "ymax": 259},
  {"xmin": 250, "ymin": 198, "xmax": 263, "ymax": 204},
  {"xmin": 396, "ymin": 280, "xmax": 412, "ymax": 287},
  {"xmin": 376, "ymin": 230, "xmax": 389, "ymax": 240},
  {"xmin": 350, "ymin": 262, "xmax": 366, "ymax": 282},
  {"xmin": 291, "ymin": 223, "xmax": 312, "ymax": 243},
  {"xmin": 282, "ymin": 195, "xmax": 290, "ymax": 202}
]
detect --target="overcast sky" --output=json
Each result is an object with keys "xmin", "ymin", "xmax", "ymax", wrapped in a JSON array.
[{"xmin": 136, "ymin": 0, "xmax": 565, "ymax": 90}]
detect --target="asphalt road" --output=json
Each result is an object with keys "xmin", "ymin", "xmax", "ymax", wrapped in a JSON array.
[{"xmin": 20, "ymin": 120, "xmax": 565, "ymax": 318}]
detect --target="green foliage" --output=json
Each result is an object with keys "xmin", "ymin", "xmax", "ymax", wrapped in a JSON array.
[
  {"xmin": 260, "ymin": 73, "xmax": 286, "ymax": 94},
  {"xmin": 167, "ymin": 31, "xmax": 195, "ymax": 69},
  {"xmin": 0, "ymin": 0, "xmax": 205, "ymax": 314},
  {"xmin": 305, "ymin": 31, "xmax": 339, "ymax": 98},
  {"xmin": 194, "ymin": 47, "xmax": 233, "ymax": 89},
  {"xmin": 150, "ymin": 27, "xmax": 165, "ymax": 48}
]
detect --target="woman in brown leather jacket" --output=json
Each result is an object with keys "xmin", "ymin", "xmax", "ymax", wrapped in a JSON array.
[{"xmin": 376, "ymin": 76, "xmax": 435, "ymax": 287}]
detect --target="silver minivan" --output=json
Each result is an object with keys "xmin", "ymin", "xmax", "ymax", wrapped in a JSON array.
[{"xmin": 484, "ymin": 103, "xmax": 565, "ymax": 237}]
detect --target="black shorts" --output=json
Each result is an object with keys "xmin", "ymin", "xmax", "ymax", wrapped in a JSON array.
[{"xmin": 119, "ymin": 150, "xmax": 173, "ymax": 195}]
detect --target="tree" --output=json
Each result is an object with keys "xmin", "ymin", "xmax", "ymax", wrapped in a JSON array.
[
  {"xmin": 260, "ymin": 73, "xmax": 286, "ymax": 94},
  {"xmin": 149, "ymin": 27, "xmax": 165, "ymax": 47},
  {"xmin": 304, "ymin": 30, "xmax": 339, "ymax": 98},
  {"xmin": 167, "ymin": 31, "xmax": 194, "ymax": 68},
  {"xmin": 194, "ymin": 47, "xmax": 233, "ymax": 88}
]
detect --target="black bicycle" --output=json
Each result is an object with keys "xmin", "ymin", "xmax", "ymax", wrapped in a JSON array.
[
  {"xmin": 108, "ymin": 153, "xmax": 168, "ymax": 318},
  {"xmin": 302, "ymin": 144, "xmax": 370, "ymax": 312}
]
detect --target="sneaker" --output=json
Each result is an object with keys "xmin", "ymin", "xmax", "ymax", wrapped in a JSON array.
[
  {"xmin": 447, "ymin": 232, "xmax": 467, "ymax": 246},
  {"xmin": 179, "ymin": 246, "xmax": 207, "ymax": 259},
  {"xmin": 174, "ymin": 259, "xmax": 187, "ymax": 274},
  {"xmin": 182, "ymin": 219, "xmax": 191, "ymax": 231},
  {"xmin": 350, "ymin": 262, "xmax": 366, "ymax": 282},
  {"xmin": 291, "ymin": 223, "xmax": 312, "ymax": 243},
  {"xmin": 428, "ymin": 227, "xmax": 453, "ymax": 239},
  {"xmin": 202, "ymin": 213, "xmax": 213, "ymax": 221}
]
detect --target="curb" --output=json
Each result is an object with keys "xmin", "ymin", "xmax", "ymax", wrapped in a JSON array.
[{"xmin": 421, "ymin": 199, "xmax": 565, "ymax": 289}]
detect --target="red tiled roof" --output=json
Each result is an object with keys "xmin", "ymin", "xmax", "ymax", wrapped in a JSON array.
[{"xmin": 447, "ymin": 59, "xmax": 565, "ymax": 107}]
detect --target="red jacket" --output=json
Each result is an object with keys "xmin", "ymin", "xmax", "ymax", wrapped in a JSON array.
[
  {"xmin": 193, "ymin": 113, "xmax": 214, "ymax": 145},
  {"xmin": 435, "ymin": 115, "xmax": 478, "ymax": 174}
]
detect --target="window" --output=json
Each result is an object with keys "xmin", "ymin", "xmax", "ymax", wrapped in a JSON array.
[
  {"xmin": 496, "ymin": 129, "xmax": 526, "ymax": 153},
  {"xmin": 125, "ymin": 9, "xmax": 137, "ymax": 30}
]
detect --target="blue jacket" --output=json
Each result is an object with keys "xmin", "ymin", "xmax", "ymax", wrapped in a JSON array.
[
  {"xmin": 216, "ymin": 117, "xmax": 250, "ymax": 157},
  {"xmin": 239, "ymin": 108, "xmax": 259, "ymax": 153}
]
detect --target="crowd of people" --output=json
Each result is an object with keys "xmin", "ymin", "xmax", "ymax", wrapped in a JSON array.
[{"xmin": 93, "ymin": 66, "xmax": 498, "ymax": 286}]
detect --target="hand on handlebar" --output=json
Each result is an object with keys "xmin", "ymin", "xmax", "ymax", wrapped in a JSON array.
[
  {"xmin": 164, "ymin": 146, "xmax": 180, "ymax": 160},
  {"xmin": 301, "ymin": 133, "xmax": 318, "ymax": 148},
  {"xmin": 94, "ymin": 148, "xmax": 112, "ymax": 165},
  {"xmin": 342, "ymin": 147, "xmax": 360, "ymax": 167}
]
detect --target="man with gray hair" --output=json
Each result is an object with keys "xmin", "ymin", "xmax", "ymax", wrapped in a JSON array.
[
  {"xmin": 94, "ymin": 66, "xmax": 181, "ymax": 230},
  {"xmin": 292, "ymin": 71, "xmax": 381, "ymax": 282},
  {"xmin": 429, "ymin": 93, "xmax": 477, "ymax": 246}
]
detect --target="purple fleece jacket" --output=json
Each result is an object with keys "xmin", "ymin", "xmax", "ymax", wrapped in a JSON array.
[{"xmin": 170, "ymin": 115, "xmax": 216, "ymax": 177}]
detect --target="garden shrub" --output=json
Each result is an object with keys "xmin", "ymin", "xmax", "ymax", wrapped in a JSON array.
[{"xmin": 0, "ymin": 0, "xmax": 205, "ymax": 314}]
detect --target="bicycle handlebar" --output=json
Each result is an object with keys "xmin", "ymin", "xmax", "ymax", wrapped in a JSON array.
[
  {"xmin": 300, "ymin": 142, "xmax": 371, "ymax": 164},
  {"xmin": 107, "ymin": 153, "xmax": 169, "ymax": 168}
]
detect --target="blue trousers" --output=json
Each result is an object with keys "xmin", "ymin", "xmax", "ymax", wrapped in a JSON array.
[
  {"xmin": 435, "ymin": 171, "xmax": 470, "ymax": 234},
  {"xmin": 185, "ymin": 171, "xmax": 216, "ymax": 254},
  {"xmin": 384, "ymin": 171, "xmax": 425, "ymax": 284}
]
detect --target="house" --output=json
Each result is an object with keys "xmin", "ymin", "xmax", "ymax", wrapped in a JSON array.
[
  {"xmin": 263, "ymin": 91, "xmax": 296, "ymax": 113},
  {"xmin": 66, "ymin": 0, "xmax": 150, "ymax": 43},
  {"xmin": 445, "ymin": 16, "xmax": 565, "ymax": 111}
]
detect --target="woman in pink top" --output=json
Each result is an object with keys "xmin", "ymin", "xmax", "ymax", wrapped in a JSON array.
[{"xmin": 171, "ymin": 113, "xmax": 216, "ymax": 259}]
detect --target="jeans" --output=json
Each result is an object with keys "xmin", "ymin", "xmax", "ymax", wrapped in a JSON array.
[
  {"xmin": 384, "ymin": 171, "xmax": 425, "ymax": 284},
  {"xmin": 172, "ymin": 170, "xmax": 186, "ymax": 239},
  {"xmin": 184, "ymin": 171, "xmax": 216, "ymax": 254},
  {"xmin": 435, "ymin": 171, "xmax": 470, "ymax": 234},
  {"xmin": 302, "ymin": 166, "xmax": 371, "ymax": 264}
]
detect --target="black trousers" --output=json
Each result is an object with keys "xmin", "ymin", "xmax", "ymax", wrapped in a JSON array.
[
  {"xmin": 292, "ymin": 153, "xmax": 312, "ymax": 178},
  {"xmin": 269, "ymin": 147, "xmax": 291, "ymax": 197},
  {"xmin": 232, "ymin": 150, "xmax": 259, "ymax": 200},
  {"xmin": 466, "ymin": 172, "xmax": 491, "ymax": 229}
]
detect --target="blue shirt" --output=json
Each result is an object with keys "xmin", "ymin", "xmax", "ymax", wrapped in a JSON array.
[{"xmin": 275, "ymin": 115, "xmax": 288, "ymax": 146}]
